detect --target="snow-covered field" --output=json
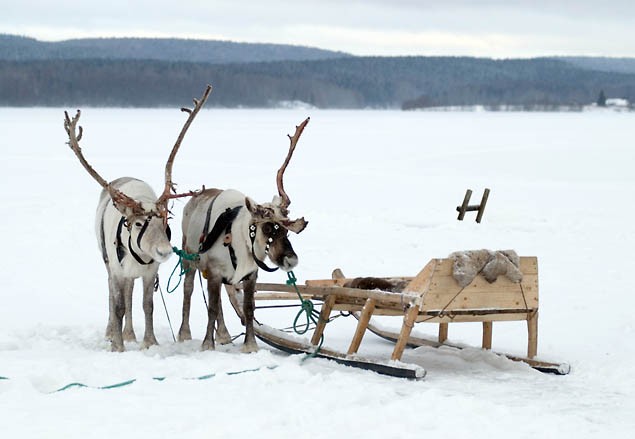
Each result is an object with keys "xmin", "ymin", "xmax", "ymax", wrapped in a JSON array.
[{"xmin": 1, "ymin": 107, "xmax": 634, "ymax": 438}]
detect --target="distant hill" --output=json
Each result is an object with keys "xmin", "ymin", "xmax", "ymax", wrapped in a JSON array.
[
  {"xmin": 1, "ymin": 34, "xmax": 634, "ymax": 109},
  {"xmin": 0, "ymin": 34, "xmax": 350, "ymax": 63},
  {"xmin": 557, "ymin": 56, "xmax": 635, "ymax": 75}
]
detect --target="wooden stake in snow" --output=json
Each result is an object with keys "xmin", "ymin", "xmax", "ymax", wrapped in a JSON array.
[{"xmin": 456, "ymin": 188, "xmax": 490, "ymax": 223}]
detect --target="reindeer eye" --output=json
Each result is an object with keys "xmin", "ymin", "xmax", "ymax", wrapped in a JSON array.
[
  {"xmin": 262, "ymin": 223, "xmax": 273, "ymax": 235},
  {"xmin": 135, "ymin": 221, "xmax": 143, "ymax": 227}
]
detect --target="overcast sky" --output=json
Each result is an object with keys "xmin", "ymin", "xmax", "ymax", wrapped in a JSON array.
[{"xmin": 2, "ymin": 0, "xmax": 634, "ymax": 58}]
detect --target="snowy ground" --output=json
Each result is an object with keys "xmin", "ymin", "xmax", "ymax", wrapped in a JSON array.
[{"xmin": 1, "ymin": 107, "xmax": 634, "ymax": 438}]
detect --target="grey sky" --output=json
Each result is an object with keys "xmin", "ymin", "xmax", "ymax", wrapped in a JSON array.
[{"xmin": 2, "ymin": 0, "xmax": 634, "ymax": 57}]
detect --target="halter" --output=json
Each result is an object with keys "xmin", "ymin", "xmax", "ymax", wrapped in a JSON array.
[
  {"xmin": 114, "ymin": 215, "xmax": 170, "ymax": 266},
  {"xmin": 249, "ymin": 222, "xmax": 281, "ymax": 272}
]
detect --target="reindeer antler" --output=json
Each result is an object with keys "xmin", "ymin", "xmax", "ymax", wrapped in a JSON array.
[
  {"xmin": 156, "ymin": 85, "xmax": 213, "ymax": 218},
  {"xmin": 276, "ymin": 117, "xmax": 310, "ymax": 212},
  {"xmin": 63, "ymin": 110, "xmax": 146, "ymax": 217}
]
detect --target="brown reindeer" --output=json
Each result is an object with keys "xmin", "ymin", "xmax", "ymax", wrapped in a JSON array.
[
  {"xmin": 64, "ymin": 85, "xmax": 211, "ymax": 351},
  {"xmin": 178, "ymin": 118, "xmax": 309, "ymax": 352}
]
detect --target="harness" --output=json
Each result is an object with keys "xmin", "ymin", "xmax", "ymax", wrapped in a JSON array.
[
  {"xmin": 199, "ymin": 205, "xmax": 243, "ymax": 269},
  {"xmin": 198, "ymin": 196, "xmax": 280, "ymax": 273},
  {"xmin": 249, "ymin": 223, "xmax": 280, "ymax": 272},
  {"xmin": 116, "ymin": 216, "xmax": 154, "ymax": 265},
  {"xmin": 99, "ymin": 207, "xmax": 172, "ymax": 267}
]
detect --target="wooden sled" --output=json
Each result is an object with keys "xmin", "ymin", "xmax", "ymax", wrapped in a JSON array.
[{"xmin": 243, "ymin": 256, "xmax": 569, "ymax": 376}]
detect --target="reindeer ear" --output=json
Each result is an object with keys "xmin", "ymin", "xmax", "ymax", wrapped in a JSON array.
[
  {"xmin": 283, "ymin": 217, "xmax": 308, "ymax": 234},
  {"xmin": 245, "ymin": 197, "xmax": 258, "ymax": 215}
]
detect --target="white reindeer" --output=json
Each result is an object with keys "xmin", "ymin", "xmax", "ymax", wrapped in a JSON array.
[
  {"xmin": 178, "ymin": 118, "xmax": 310, "ymax": 352},
  {"xmin": 63, "ymin": 86, "xmax": 211, "ymax": 351}
]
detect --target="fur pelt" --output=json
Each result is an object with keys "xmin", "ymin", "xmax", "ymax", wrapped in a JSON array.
[{"xmin": 449, "ymin": 249, "xmax": 523, "ymax": 287}]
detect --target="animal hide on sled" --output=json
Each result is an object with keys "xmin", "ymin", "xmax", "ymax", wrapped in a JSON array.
[{"xmin": 449, "ymin": 249, "xmax": 523, "ymax": 287}]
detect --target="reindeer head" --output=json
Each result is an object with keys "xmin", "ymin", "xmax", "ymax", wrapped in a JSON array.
[
  {"xmin": 118, "ymin": 202, "xmax": 174, "ymax": 264},
  {"xmin": 244, "ymin": 118, "xmax": 309, "ymax": 272},
  {"xmin": 64, "ymin": 86, "xmax": 212, "ymax": 264}
]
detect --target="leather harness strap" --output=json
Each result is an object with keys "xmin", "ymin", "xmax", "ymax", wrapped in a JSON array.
[
  {"xmin": 115, "ymin": 216, "xmax": 154, "ymax": 266},
  {"xmin": 199, "ymin": 205, "xmax": 243, "ymax": 255}
]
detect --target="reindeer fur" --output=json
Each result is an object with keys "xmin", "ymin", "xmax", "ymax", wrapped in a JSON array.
[
  {"xmin": 96, "ymin": 177, "xmax": 173, "ymax": 352},
  {"xmin": 179, "ymin": 189, "xmax": 300, "ymax": 352},
  {"xmin": 449, "ymin": 249, "xmax": 523, "ymax": 288}
]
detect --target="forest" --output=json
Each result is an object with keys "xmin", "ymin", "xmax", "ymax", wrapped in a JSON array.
[{"xmin": 1, "ymin": 34, "xmax": 634, "ymax": 109}]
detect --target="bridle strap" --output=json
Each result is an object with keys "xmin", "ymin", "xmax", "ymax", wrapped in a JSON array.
[
  {"xmin": 249, "ymin": 223, "xmax": 279, "ymax": 272},
  {"xmin": 128, "ymin": 235, "xmax": 154, "ymax": 265},
  {"xmin": 137, "ymin": 217, "xmax": 151, "ymax": 249},
  {"xmin": 115, "ymin": 216, "xmax": 154, "ymax": 265}
]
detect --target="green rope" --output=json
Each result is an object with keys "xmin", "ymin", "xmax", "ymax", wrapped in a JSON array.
[
  {"xmin": 167, "ymin": 247, "xmax": 200, "ymax": 293},
  {"xmin": 0, "ymin": 366, "xmax": 278, "ymax": 393},
  {"xmin": 286, "ymin": 271, "xmax": 324, "ymax": 358}
]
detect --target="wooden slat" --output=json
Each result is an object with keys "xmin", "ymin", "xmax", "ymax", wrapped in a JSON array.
[
  {"xmin": 255, "ymin": 283, "xmax": 421, "ymax": 307},
  {"xmin": 415, "ymin": 312, "xmax": 534, "ymax": 323},
  {"xmin": 528, "ymin": 310, "xmax": 538, "ymax": 358},
  {"xmin": 391, "ymin": 305, "xmax": 419, "ymax": 361},
  {"xmin": 438, "ymin": 323, "xmax": 448, "ymax": 343},
  {"xmin": 430, "ymin": 257, "xmax": 538, "ymax": 276},
  {"xmin": 254, "ymin": 291, "xmax": 317, "ymax": 301},
  {"xmin": 419, "ymin": 257, "xmax": 539, "ymax": 312},
  {"xmin": 311, "ymin": 294, "xmax": 336, "ymax": 345},
  {"xmin": 482, "ymin": 322, "xmax": 493, "ymax": 349},
  {"xmin": 347, "ymin": 298, "xmax": 376, "ymax": 355},
  {"xmin": 422, "ymin": 278, "xmax": 538, "ymax": 311}
]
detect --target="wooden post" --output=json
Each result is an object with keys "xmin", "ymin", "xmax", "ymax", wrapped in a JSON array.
[
  {"xmin": 391, "ymin": 305, "xmax": 419, "ymax": 361},
  {"xmin": 311, "ymin": 294, "xmax": 336, "ymax": 346},
  {"xmin": 482, "ymin": 322, "xmax": 493, "ymax": 350},
  {"xmin": 438, "ymin": 323, "xmax": 448, "ymax": 343},
  {"xmin": 456, "ymin": 190, "xmax": 472, "ymax": 221},
  {"xmin": 527, "ymin": 311, "xmax": 538, "ymax": 358},
  {"xmin": 347, "ymin": 298, "xmax": 376, "ymax": 355}
]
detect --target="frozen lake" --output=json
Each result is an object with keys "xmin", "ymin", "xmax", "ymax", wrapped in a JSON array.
[{"xmin": 1, "ymin": 108, "xmax": 634, "ymax": 438}]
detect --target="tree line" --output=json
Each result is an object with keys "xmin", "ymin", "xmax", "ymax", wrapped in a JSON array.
[{"xmin": 1, "ymin": 56, "xmax": 634, "ymax": 109}]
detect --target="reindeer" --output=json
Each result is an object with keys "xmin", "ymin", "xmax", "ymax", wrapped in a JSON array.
[
  {"xmin": 63, "ymin": 86, "xmax": 211, "ymax": 352},
  {"xmin": 178, "ymin": 118, "xmax": 309, "ymax": 352}
]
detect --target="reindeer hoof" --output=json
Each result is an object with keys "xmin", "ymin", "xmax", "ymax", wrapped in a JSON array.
[
  {"xmin": 141, "ymin": 337, "xmax": 159, "ymax": 349},
  {"xmin": 201, "ymin": 338, "xmax": 215, "ymax": 351},
  {"xmin": 110, "ymin": 342, "xmax": 125, "ymax": 353},
  {"xmin": 241, "ymin": 343, "xmax": 258, "ymax": 354},
  {"xmin": 123, "ymin": 329, "xmax": 137, "ymax": 343},
  {"xmin": 178, "ymin": 327, "xmax": 192, "ymax": 342},
  {"xmin": 216, "ymin": 331, "xmax": 232, "ymax": 346}
]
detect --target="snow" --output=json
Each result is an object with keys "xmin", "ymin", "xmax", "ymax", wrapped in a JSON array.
[{"xmin": 1, "ymin": 108, "xmax": 634, "ymax": 438}]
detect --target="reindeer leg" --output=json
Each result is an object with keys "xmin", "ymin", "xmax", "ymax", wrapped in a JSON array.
[
  {"xmin": 241, "ymin": 273, "xmax": 259, "ymax": 353},
  {"xmin": 108, "ymin": 275, "xmax": 125, "ymax": 352},
  {"xmin": 122, "ymin": 279, "xmax": 136, "ymax": 342},
  {"xmin": 105, "ymin": 287, "xmax": 115, "ymax": 341},
  {"xmin": 178, "ymin": 262, "xmax": 196, "ymax": 342},
  {"xmin": 202, "ymin": 276, "xmax": 221, "ymax": 351},
  {"xmin": 141, "ymin": 274, "xmax": 159, "ymax": 349},
  {"xmin": 215, "ymin": 293, "xmax": 232, "ymax": 345}
]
